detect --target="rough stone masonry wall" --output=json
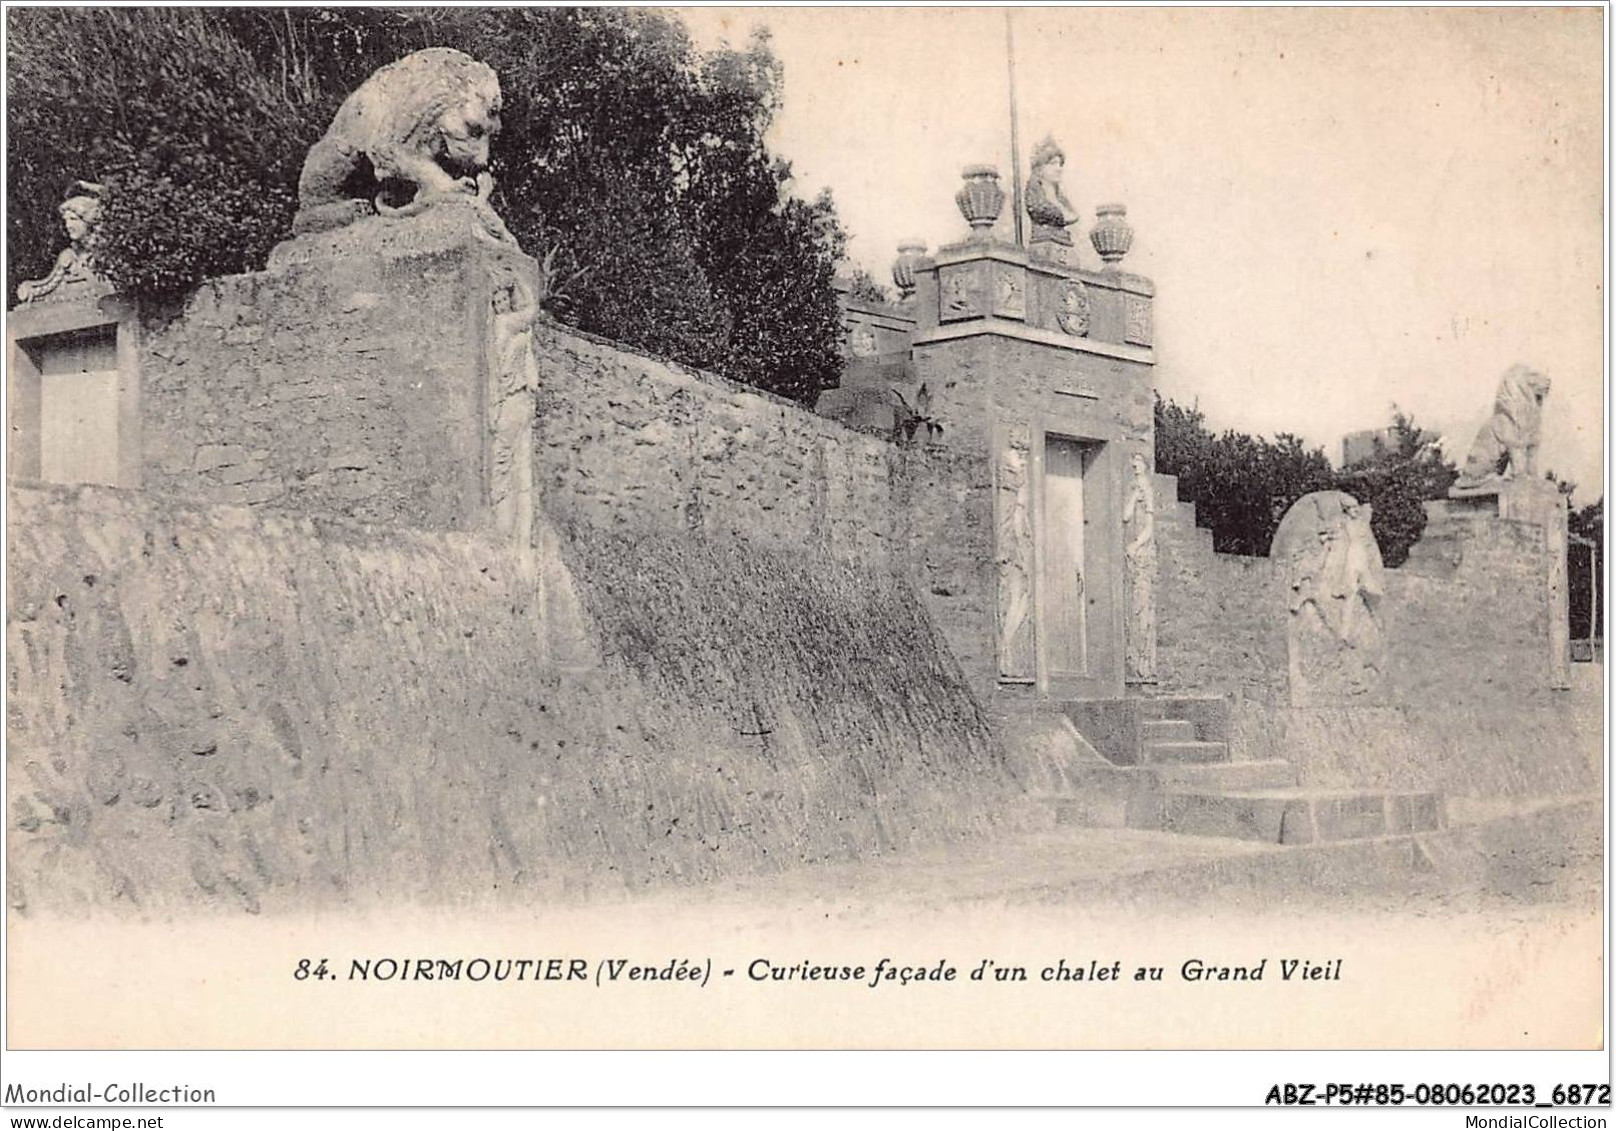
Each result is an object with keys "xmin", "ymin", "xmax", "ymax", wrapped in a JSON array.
[
  {"xmin": 1152, "ymin": 474, "xmax": 1286, "ymax": 699},
  {"xmin": 136, "ymin": 231, "xmax": 489, "ymax": 532},
  {"xmin": 533, "ymin": 324, "xmax": 908, "ymax": 569},
  {"xmin": 7, "ymin": 485, "xmax": 1044, "ymax": 915},
  {"xmin": 1152, "ymin": 480, "xmax": 1597, "ymax": 798}
]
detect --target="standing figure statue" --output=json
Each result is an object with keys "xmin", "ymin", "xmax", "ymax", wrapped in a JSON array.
[
  {"xmin": 1453, "ymin": 364, "xmax": 1552, "ymax": 489},
  {"xmin": 1121, "ymin": 452, "xmax": 1158, "ymax": 683},
  {"xmin": 995, "ymin": 432, "xmax": 1036, "ymax": 681},
  {"xmin": 16, "ymin": 181, "xmax": 107, "ymax": 303}
]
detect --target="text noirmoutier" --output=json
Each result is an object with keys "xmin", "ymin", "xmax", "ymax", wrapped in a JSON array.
[{"xmin": 341, "ymin": 956, "xmax": 1344, "ymax": 987}]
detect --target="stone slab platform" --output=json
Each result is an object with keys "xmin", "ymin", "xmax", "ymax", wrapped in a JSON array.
[{"xmin": 1135, "ymin": 787, "xmax": 1446, "ymax": 845}]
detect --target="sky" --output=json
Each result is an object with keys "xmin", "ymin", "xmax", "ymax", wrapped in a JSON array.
[{"xmin": 678, "ymin": 6, "xmax": 1605, "ymax": 503}]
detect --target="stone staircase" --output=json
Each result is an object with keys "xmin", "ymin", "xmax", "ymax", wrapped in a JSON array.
[{"xmin": 1056, "ymin": 695, "xmax": 1445, "ymax": 848}]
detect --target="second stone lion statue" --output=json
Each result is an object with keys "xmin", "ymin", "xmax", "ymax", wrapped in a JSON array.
[
  {"xmin": 292, "ymin": 47, "xmax": 513, "ymax": 243},
  {"xmin": 1453, "ymin": 364, "xmax": 1551, "ymax": 489}
]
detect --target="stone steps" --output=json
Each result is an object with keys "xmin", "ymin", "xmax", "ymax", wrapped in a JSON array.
[
  {"xmin": 1132, "ymin": 787, "xmax": 1445, "ymax": 846},
  {"xmin": 1140, "ymin": 739, "xmax": 1229, "ymax": 765},
  {"xmin": 1140, "ymin": 718, "xmax": 1194, "ymax": 743},
  {"xmin": 1141, "ymin": 758, "xmax": 1297, "ymax": 791}
]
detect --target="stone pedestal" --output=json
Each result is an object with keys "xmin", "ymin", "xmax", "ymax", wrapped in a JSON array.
[
  {"xmin": 1029, "ymin": 227, "xmax": 1076, "ymax": 267},
  {"xmin": 1447, "ymin": 477, "xmax": 1564, "ymax": 527},
  {"xmin": 135, "ymin": 200, "xmax": 544, "ymax": 538},
  {"xmin": 1428, "ymin": 478, "xmax": 1571, "ymax": 690},
  {"xmin": 8, "ymin": 287, "xmax": 142, "ymax": 490}
]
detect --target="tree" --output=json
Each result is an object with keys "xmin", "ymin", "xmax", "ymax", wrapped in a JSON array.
[
  {"xmin": 7, "ymin": 8, "xmax": 316, "ymax": 299},
  {"xmin": 1570, "ymin": 497, "xmax": 1603, "ymax": 547},
  {"xmin": 1154, "ymin": 394, "xmax": 1335, "ymax": 555},
  {"xmin": 1334, "ymin": 406, "xmax": 1458, "ymax": 567},
  {"xmin": 7, "ymin": 8, "xmax": 849, "ymax": 403},
  {"xmin": 844, "ymin": 266, "xmax": 892, "ymax": 306},
  {"xmin": 1154, "ymin": 397, "xmax": 1463, "ymax": 566}
]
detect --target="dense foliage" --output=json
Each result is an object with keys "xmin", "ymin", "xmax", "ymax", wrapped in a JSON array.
[
  {"xmin": 8, "ymin": 8, "xmax": 848, "ymax": 403},
  {"xmin": 1154, "ymin": 395, "xmax": 1335, "ymax": 556},
  {"xmin": 1334, "ymin": 408, "xmax": 1458, "ymax": 567},
  {"xmin": 1155, "ymin": 397, "xmax": 1462, "ymax": 566}
]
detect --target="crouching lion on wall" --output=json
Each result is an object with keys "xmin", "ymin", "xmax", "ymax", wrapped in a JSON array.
[{"xmin": 291, "ymin": 47, "xmax": 514, "ymax": 244}]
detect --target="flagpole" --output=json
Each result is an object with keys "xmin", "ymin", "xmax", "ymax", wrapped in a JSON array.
[{"xmin": 1007, "ymin": 9, "xmax": 1024, "ymax": 248}]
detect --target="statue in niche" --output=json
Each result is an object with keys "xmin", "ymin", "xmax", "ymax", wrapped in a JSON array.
[
  {"xmin": 487, "ymin": 265, "xmax": 539, "ymax": 545},
  {"xmin": 292, "ymin": 48, "xmax": 515, "ymax": 245},
  {"xmin": 1121, "ymin": 451, "xmax": 1158, "ymax": 682},
  {"xmin": 995, "ymin": 429, "xmax": 1036, "ymax": 681},
  {"xmin": 1272, "ymin": 491, "xmax": 1387, "ymax": 703},
  {"xmin": 941, "ymin": 268, "xmax": 978, "ymax": 318},
  {"xmin": 16, "ymin": 181, "xmax": 108, "ymax": 303},
  {"xmin": 1025, "ymin": 136, "xmax": 1080, "ymax": 253},
  {"xmin": 1452, "ymin": 364, "xmax": 1552, "ymax": 489},
  {"xmin": 994, "ymin": 264, "xmax": 1025, "ymax": 318}
]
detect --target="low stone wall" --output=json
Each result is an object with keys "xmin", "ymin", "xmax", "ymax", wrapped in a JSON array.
[
  {"xmin": 1152, "ymin": 476, "xmax": 1562, "ymax": 710},
  {"xmin": 1150, "ymin": 480, "xmax": 1591, "ymax": 798},
  {"xmin": 1153, "ymin": 477, "xmax": 1286, "ymax": 699},
  {"xmin": 534, "ymin": 324, "xmax": 908, "ymax": 569},
  {"xmin": 7, "ymin": 485, "xmax": 1039, "ymax": 915}
]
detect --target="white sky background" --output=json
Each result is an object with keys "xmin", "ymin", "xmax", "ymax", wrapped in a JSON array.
[{"xmin": 678, "ymin": 6, "xmax": 1605, "ymax": 504}]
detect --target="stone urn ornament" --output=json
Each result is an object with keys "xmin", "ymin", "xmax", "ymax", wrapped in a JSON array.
[
  {"xmin": 891, "ymin": 239, "xmax": 927, "ymax": 301},
  {"xmin": 1090, "ymin": 203, "xmax": 1135, "ymax": 267},
  {"xmin": 956, "ymin": 166, "xmax": 1005, "ymax": 234}
]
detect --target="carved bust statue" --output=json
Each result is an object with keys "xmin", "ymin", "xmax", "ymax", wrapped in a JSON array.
[
  {"xmin": 16, "ymin": 181, "xmax": 107, "ymax": 303},
  {"xmin": 291, "ymin": 47, "xmax": 515, "ymax": 244},
  {"xmin": 1025, "ymin": 136, "xmax": 1079, "ymax": 239}
]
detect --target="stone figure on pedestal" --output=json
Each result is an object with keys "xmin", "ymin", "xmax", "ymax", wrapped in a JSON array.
[
  {"xmin": 1025, "ymin": 136, "xmax": 1079, "ymax": 264},
  {"xmin": 1122, "ymin": 452, "xmax": 1158, "ymax": 683},
  {"xmin": 1452, "ymin": 364, "xmax": 1551, "ymax": 490},
  {"xmin": 16, "ymin": 181, "xmax": 108, "ymax": 304},
  {"xmin": 291, "ymin": 47, "xmax": 516, "ymax": 246}
]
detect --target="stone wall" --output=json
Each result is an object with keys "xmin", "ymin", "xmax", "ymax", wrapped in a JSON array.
[
  {"xmin": 533, "ymin": 323, "xmax": 909, "ymax": 569},
  {"xmin": 135, "ymin": 207, "xmax": 535, "ymax": 534},
  {"xmin": 1151, "ymin": 474, "xmax": 1562, "ymax": 711},
  {"xmin": 1388, "ymin": 513, "xmax": 1556, "ymax": 701},
  {"xmin": 7, "ymin": 485, "xmax": 1043, "ymax": 915},
  {"xmin": 1152, "ymin": 473, "xmax": 1286, "ymax": 699}
]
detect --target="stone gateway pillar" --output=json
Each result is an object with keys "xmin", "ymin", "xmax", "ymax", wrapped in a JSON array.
[{"xmin": 900, "ymin": 162, "xmax": 1157, "ymax": 703}]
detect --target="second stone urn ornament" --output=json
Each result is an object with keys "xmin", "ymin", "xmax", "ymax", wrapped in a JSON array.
[
  {"xmin": 1089, "ymin": 204, "xmax": 1135, "ymax": 268},
  {"xmin": 291, "ymin": 47, "xmax": 516, "ymax": 246},
  {"xmin": 956, "ymin": 165, "xmax": 1006, "ymax": 234}
]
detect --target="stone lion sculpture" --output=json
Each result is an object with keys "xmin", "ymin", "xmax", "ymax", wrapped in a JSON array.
[
  {"xmin": 291, "ymin": 47, "xmax": 513, "ymax": 243},
  {"xmin": 1453, "ymin": 364, "xmax": 1551, "ymax": 488}
]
